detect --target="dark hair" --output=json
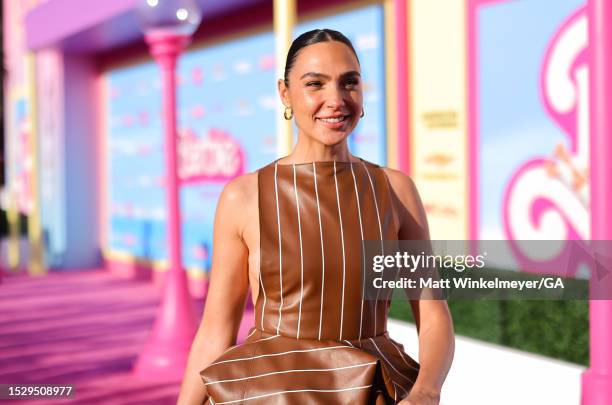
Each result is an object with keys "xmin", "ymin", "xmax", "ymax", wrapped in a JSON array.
[{"xmin": 283, "ymin": 29, "xmax": 359, "ymax": 85}]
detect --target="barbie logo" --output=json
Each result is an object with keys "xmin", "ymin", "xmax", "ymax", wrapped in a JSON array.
[
  {"xmin": 178, "ymin": 127, "xmax": 245, "ymax": 183},
  {"xmin": 503, "ymin": 7, "xmax": 590, "ymax": 276}
]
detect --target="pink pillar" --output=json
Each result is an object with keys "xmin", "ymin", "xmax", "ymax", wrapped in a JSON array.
[
  {"xmin": 467, "ymin": 0, "xmax": 480, "ymax": 242},
  {"xmin": 395, "ymin": 0, "xmax": 410, "ymax": 174},
  {"xmin": 134, "ymin": 32, "xmax": 197, "ymax": 380},
  {"xmin": 582, "ymin": 0, "xmax": 612, "ymax": 403}
]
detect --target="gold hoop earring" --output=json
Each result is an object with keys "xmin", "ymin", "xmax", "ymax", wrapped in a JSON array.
[
  {"xmin": 284, "ymin": 106, "xmax": 293, "ymax": 120},
  {"xmin": 360, "ymin": 109, "xmax": 365, "ymax": 118}
]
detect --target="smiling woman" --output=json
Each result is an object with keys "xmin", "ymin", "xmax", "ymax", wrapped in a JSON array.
[
  {"xmin": 177, "ymin": 29, "xmax": 454, "ymax": 405},
  {"xmin": 278, "ymin": 31, "xmax": 363, "ymax": 148}
]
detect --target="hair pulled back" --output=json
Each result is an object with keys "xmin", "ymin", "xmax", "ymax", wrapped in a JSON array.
[{"xmin": 283, "ymin": 29, "xmax": 359, "ymax": 85}]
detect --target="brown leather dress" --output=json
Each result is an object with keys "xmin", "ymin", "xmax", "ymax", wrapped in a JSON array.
[{"xmin": 200, "ymin": 159, "xmax": 420, "ymax": 404}]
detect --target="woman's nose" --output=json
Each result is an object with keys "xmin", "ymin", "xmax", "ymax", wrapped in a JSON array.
[{"xmin": 324, "ymin": 88, "xmax": 346, "ymax": 109}]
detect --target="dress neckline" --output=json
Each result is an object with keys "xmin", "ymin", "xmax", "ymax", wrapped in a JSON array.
[{"xmin": 273, "ymin": 157, "xmax": 367, "ymax": 167}]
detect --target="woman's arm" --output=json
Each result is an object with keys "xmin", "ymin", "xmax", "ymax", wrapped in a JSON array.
[
  {"xmin": 384, "ymin": 168, "xmax": 455, "ymax": 405},
  {"xmin": 177, "ymin": 175, "xmax": 253, "ymax": 405}
]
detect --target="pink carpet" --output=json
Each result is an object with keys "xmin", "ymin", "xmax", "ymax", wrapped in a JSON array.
[{"xmin": 0, "ymin": 269, "xmax": 254, "ymax": 404}]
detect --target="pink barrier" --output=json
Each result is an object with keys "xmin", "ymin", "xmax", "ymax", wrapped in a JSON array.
[{"xmin": 582, "ymin": 0, "xmax": 612, "ymax": 403}]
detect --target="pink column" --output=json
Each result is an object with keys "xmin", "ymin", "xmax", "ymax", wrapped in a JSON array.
[
  {"xmin": 467, "ymin": 0, "xmax": 480, "ymax": 242},
  {"xmin": 134, "ymin": 32, "xmax": 197, "ymax": 380},
  {"xmin": 582, "ymin": 0, "xmax": 612, "ymax": 403},
  {"xmin": 395, "ymin": 0, "xmax": 410, "ymax": 174}
]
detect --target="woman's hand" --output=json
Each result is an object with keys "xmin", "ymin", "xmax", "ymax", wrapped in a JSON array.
[{"xmin": 398, "ymin": 388, "xmax": 440, "ymax": 405}]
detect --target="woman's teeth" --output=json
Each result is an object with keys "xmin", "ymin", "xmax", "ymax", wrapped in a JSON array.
[{"xmin": 319, "ymin": 116, "xmax": 347, "ymax": 123}]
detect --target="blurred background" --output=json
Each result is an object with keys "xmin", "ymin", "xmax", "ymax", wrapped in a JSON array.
[{"xmin": 0, "ymin": 0, "xmax": 599, "ymax": 404}]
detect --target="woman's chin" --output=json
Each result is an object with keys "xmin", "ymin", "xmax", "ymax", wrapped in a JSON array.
[
  {"xmin": 316, "ymin": 126, "xmax": 356, "ymax": 146},
  {"xmin": 318, "ymin": 132, "xmax": 350, "ymax": 146}
]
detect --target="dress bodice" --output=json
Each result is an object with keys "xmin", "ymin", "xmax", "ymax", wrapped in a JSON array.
[{"xmin": 256, "ymin": 159, "xmax": 398, "ymax": 340}]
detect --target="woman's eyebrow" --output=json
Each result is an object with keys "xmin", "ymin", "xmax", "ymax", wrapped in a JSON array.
[
  {"xmin": 299, "ymin": 71, "xmax": 361, "ymax": 80},
  {"xmin": 300, "ymin": 72, "xmax": 329, "ymax": 80},
  {"xmin": 341, "ymin": 71, "xmax": 361, "ymax": 78}
]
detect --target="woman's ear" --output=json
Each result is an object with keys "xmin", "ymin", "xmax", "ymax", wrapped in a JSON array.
[{"xmin": 277, "ymin": 78, "xmax": 290, "ymax": 108}]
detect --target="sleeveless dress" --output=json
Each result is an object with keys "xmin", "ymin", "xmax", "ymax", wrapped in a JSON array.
[{"xmin": 199, "ymin": 159, "xmax": 420, "ymax": 404}]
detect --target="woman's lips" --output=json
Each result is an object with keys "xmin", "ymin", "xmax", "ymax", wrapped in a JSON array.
[{"xmin": 316, "ymin": 115, "xmax": 351, "ymax": 129}]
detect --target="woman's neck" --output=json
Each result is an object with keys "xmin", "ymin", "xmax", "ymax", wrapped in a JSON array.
[{"xmin": 279, "ymin": 134, "xmax": 358, "ymax": 164}]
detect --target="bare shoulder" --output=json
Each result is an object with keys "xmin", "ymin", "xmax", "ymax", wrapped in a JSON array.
[
  {"xmin": 216, "ymin": 171, "xmax": 258, "ymax": 240},
  {"xmin": 382, "ymin": 167, "xmax": 417, "ymax": 194},
  {"xmin": 381, "ymin": 167, "xmax": 421, "ymax": 211},
  {"xmin": 381, "ymin": 167, "xmax": 429, "ymax": 239},
  {"xmin": 220, "ymin": 171, "xmax": 258, "ymax": 203}
]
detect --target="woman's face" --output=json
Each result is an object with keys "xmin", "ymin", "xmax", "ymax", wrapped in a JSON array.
[{"xmin": 279, "ymin": 41, "xmax": 363, "ymax": 146}]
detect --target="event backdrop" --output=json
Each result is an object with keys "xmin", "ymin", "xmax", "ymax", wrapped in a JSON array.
[
  {"xmin": 476, "ymin": 0, "xmax": 589, "ymax": 275},
  {"xmin": 408, "ymin": 0, "xmax": 469, "ymax": 241},
  {"xmin": 102, "ymin": 4, "xmax": 387, "ymax": 275}
]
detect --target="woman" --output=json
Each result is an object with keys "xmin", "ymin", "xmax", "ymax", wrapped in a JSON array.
[{"xmin": 178, "ymin": 29, "xmax": 454, "ymax": 405}]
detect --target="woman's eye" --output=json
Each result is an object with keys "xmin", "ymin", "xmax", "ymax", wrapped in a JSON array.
[
  {"xmin": 306, "ymin": 81, "xmax": 322, "ymax": 87},
  {"xmin": 345, "ymin": 79, "xmax": 360, "ymax": 87}
]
